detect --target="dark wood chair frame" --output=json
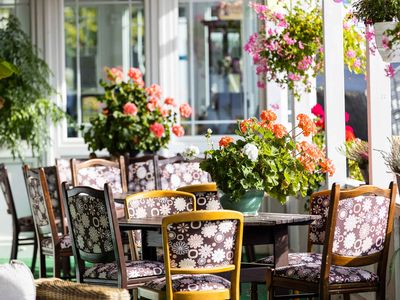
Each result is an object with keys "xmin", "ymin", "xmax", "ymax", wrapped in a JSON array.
[
  {"xmin": 0, "ymin": 163, "xmax": 37, "ymax": 272},
  {"xmin": 62, "ymin": 183, "xmax": 162, "ymax": 289},
  {"xmin": 70, "ymin": 156, "xmax": 128, "ymax": 193},
  {"xmin": 267, "ymin": 183, "xmax": 397, "ymax": 300},
  {"xmin": 23, "ymin": 165, "xmax": 73, "ymax": 278}
]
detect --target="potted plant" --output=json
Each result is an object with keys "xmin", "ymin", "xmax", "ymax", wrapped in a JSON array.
[
  {"xmin": 353, "ymin": 0, "xmax": 400, "ymax": 62},
  {"xmin": 0, "ymin": 15, "xmax": 65, "ymax": 159},
  {"xmin": 339, "ymin": 138, "xmax": 369, "ymax": 183},
  {"xmin": 200, "ymin": 110, "xmax": 335, "ymax": 215},
  {"xmin": 381, "ymin": 136, "xmax": 400, "ymax": 189},
  {"xmin": 82, "ymin": 67, "xmax": 192, "ymax": 157},
  {"xmin": 245, "ymin": 1, "xmax": 366, "ymax": 99}
]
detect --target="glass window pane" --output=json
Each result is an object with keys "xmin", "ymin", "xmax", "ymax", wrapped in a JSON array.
[{"xmin": 178, "ymin": 0, "xmax": 257, "ymax": 135}]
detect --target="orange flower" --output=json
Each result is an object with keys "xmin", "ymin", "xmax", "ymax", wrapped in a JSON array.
[
  {"xmin": 260, "ymin": 110, "xmax": 277, "ymax": 122},
  {"xmin": 305, "ymin": 144, "xmax": 324, "ymax": 160},
  {"xmin": 240, "ymin": 118, "xmax": 255, "ymax": 133},
  {"xmin": 296, "ymin": 141, "xmax": 311, "ymax": 153},
  {"xmin": 297, "ymin": 114, "xmax": 316, "ymax": 137},
  {"xmin": 319, "ymin": 158, "xmax": 335, "ymax": 176},
  {"xmin": 272, "ymin": 124, "xmax": 287, "ymax": 139},
  {"xmin": 298, "ymin": 156, "xmax": 316, "ymax": 173},
  {"xmin": 258, "ymin": 120, "xmax": 274, "ymax": 131},
  {"xmin": 219, "ymin": 136, "xmax": 234, "ymax": 147}
]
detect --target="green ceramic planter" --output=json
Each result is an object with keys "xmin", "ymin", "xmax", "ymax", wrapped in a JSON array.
[{"xmin": 219, "ymin": 190, "xmax": 265, "ymax": 216}]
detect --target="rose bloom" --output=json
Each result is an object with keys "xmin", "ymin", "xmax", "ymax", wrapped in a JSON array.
[
  {"xmin": 172, "ymin": 124, "xmax": 185, "ymax": 137},
  {"xmin": 146, "ymin": 84, "xmax": 162, "ymax": 99},
  {"xmin": 123, "ymin": 102, "xmax": 138, "ymax": 116},
  {"xmin": 320, "ymin": 158, "xmax": 335, "ymax": 176},
  {"xmin": 219, "ymin": 136, "xmax": 234, "ymax": 147},
  {"xmin": 149, "ymin": 122, "xmax": 165, "ymax": 138},
  {"xmin": 260, "ymin": 109, "xmax": 277, "ymax": 122},
  {"xmin": 164, "ymin": 97, "xmax": 177, "ymax": 107},
  {"xmin": 179, "ymin": 103, "xmax": 192, "ymax": 118},
  {"xmin": 272, "ymin": 124, "xmax": 287, "ymax": 139},
  {"xmin": 127, "ymin": 67, "xmax": 142, "ymax": 82},
  {"xmin": 297, "ymin": 114, "xmax": 316, "ymax": 137}
]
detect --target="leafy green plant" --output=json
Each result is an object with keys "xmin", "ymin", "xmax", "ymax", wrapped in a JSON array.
[
  {"xmin": 0, "ymin": 60, "xmax": 18, "ymax": 80},
  {"xmin": 82, "ymin": 67, "xmax": 192, "ymax": 156},
  {"xmin": 0, "ymin": 15, "xmax": 65, "ymax": 159},
  {"xmin": 200, "ymin": 110, "xmax": 335, "ymax": 203},
  {"xmin": 352, "ymin": 0, "xmax": 400, "ymax": 23}
]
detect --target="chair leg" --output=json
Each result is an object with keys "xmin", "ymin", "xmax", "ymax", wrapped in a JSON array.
[
  {"xmin": 54, "ymin": 256, "xmax": 61, "ymax": 278},
  {"xmin": 31, "ymin": 238, "xmax": 37, "ymax": 273},
  {"xmin": 10, "ymin": 230, "xmax": 18, "ymax": 260},
  {"xmin": 250, "ymin": 283, "xmax": 258, "ymax": 300},
  {"xmin": 39, "ymin": 254, "xmax": 46, "ymax": 278}
]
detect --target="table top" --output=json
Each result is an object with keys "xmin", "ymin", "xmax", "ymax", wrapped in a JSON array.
[{"xmin": 118, "ymin": 212, "xmax": 319, "ymax": 229}]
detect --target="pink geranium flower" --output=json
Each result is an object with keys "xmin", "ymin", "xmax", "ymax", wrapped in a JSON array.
[
  {"xmin": 123, "ymin": 102, "xmax": 138, "ymax": 116},
  {"xmin": 179, "ymin": 103, "xmax": 192, "ymax": 118},
  {"xmin": 150, "ymin": 122, "xmax": 165, "ymax": 138},
  {"xmin": 127, "ymin": 67, "xmax": 142, "ymax": 82},
  {"xmin": 172, "ymin": 124, "xmax": 185, "ymax": 137}
]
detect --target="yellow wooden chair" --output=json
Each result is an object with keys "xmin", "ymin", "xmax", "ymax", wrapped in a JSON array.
[
  {"xmin": 138, "ymin": 210, "xmax": 244, "ymax": 300},
  {"xmin": 177, "ymin": 183, "xmax": 222, "ymax": 211},
  {"xmin": 124, "ymin": 190, "xmax": 197, "ymax": 261}
]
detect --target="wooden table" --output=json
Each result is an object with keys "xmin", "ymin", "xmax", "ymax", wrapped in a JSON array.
[
  {"xmin": 113, "ymin": 192, "xmax": 136, "ymax": 204},
  {"xmin": 119, "ymin": 212, "xmax": 319, "ymax": 268}
]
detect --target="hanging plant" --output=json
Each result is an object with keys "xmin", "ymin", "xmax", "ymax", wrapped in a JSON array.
[
  {"xmin": 245, "ymin": 1, "xmax": 366, "ymax": 99},
  {"xmin": 0, "ymin": 15, "xmax": 65, "ymax": 159}
]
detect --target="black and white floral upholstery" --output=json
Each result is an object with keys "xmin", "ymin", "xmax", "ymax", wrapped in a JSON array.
[
  {"xmin": 68, "ymin": 194, "xmax": 114, "ymax": 254},
  {"xmin": 144, "ymin": 274, "xmax": 230, "ymax": 292},
  {"xmin": 256, "ymin": 252, "xmax": 322, "ymax": 265},
  {"xmin": 192, "ymin": 191, "xmax": 222, "ymax": 211},
  {"xmin": 333, "ymin": 195, "xmax": 390, "ymax": 256},
  {"xmin": 26, "ymin": 176, "xmax": 50, "ymax": 230},
  {"xmin": 160, "ymin": 162, "xmax": 210, "ymax": 190},
  {"xmin": 126, "ymin": 196, "xmax": 195, "ymax": 218},
  {"xmin": 41, "ymin": 235, "xmax": 71, "ymax": 250},
  {"xmin": 84, "ymin": 260, "xmax": 164, "ymax": 280},
  {"xmin": 273, "ymin": 263, "xmax": 378, "ymax": 284},
  {"xmin": 309, "ymin": 194, "xmax": 330, "ymax": 245},
  {"xmin": 167, "ymin": 219, "xmax": 238, "ymax": 268},
  {"xmin": 42, "ymin": 166, "xmax": 64, "ymax": 232},
  {"xmin": 76, "ymin": 166, "xmax": 123, "ymax": 194},
  {"xmin": 128, "ymin": 160, "xmax": 156, "ymax": 192}
]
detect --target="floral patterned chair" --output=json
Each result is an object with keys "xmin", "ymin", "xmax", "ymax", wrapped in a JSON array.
[
  {"xmin": 138, "ymin": 210, "xmax": 244, "ymax": 300},
  {"xmin": 23, "ymin": 165, "xmax": 73, "ymax": 278},
  {"xmin": 61, "ymin": 183, "xmax": 165, "ymax": 289},
  {"xmin": 126, "ymin": 155, "xmax": 161, "ymax": 192},
  {"xmin": 124, "ymin": 190, "xmax": 196, "ymax": 261},
  {"xmin": 55, "ymin": 158, "xmax": 74, "ymax": 186},
  {"xmin": 70, "ymin": 157, "xmax": 127, "ymax": 219},
  {"xmin": 266, "ymin": 182, "xmax": 397, "ymax": 300},
  {"xmin": 0, "ymin": 164, "xmax": 37, "ymax": 272},
  {"xmin": 177, "ymin": 182, "xmax": 222, "ymax": 211},
  {"xmin": 157, "ymin": 156, "xmax": 211, "ymax": 190}
]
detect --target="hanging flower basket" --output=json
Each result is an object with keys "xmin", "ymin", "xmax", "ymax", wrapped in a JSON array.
[{"xmin": 374, "ymin": 22, "xmax": 400, "ymax": 63}]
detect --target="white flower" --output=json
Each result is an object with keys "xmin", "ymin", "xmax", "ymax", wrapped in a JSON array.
[
  {"xmin": 344, "ymin": 232, "xmax": 356, "ymax": 249},
  {"xmin": 206, "ymin": 200, "xmax": 221, "ymax": 210},
  {"xmin": 212, "ymin": 249, "xmax": 225, "ymax": 263},
  {"xmin": 135, "ymin": 207, "xmax": 147, "ymax": 218},
  {"xmin": 242, "ymin": 143, "xmax": 258, "ymax": 162},
  {"xmin": 344, "ymin": 215, "xmax": 358, "ymax": 232},
  {"xmin": 137, "ymin": 166, "xmax": 147, "ymax": 179},
  {"xmin": 219, "ymin": 221, "xmax": 233, "ymax": 233},
  {"xmin": 181, "ymin": 145, "xmax": 200, "ymax": 160},
  {"xmin": 362, "ymin": 237, "xmax": 373, "ymax": 253},
  {"xmin": 179, "ymin": 258, "xmax": 196, "ymax": 268},
  {"xmin": 159, "ymin": 204, "xmax": 171, "ymax": 215},
  {"xmin": 201, "ymin": 223, "xmax": 218, "ymax": 238},
  {"xmin": 224, "ymin": 237, "xmax": 234, "ymax": 250},
  {"xmin": 172, "ymin": 241, "xmax": 189, "ymax": 255},
  {"xmin": 198, "ymin": 244, "xmax": 213, "ymax": 258},
  {"xmin": 174, "ymin": 197, "xmax": 187, "ymax": 211},
  {"xmin": 188, "ymin": 234, "xmax": 204, "ymax": 248}
]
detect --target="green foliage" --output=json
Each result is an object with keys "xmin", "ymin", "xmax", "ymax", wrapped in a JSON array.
[
  {"xmin": 0, "ymin": 60, "xmax": 18, "ymax": 80},
  {"xmin": 0, "ymin": 15, "xmax": 65, "ymax": 159},
  {"xmin": 352, "ymin": 0, "xmax": 400, "ymax": 23},
  {"xmin": 200, "ymin": 115, "xmax": 332, "ymax": 204}
]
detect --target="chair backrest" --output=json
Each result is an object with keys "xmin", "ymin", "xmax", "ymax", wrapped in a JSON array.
[
  {"xmin": 40, "ymin": 166, "xmax": 66, "ymax": 234},
  {"xmin": 55, "ymin": 158, "xmax": 74, "ymax": 185},
  {"xmin": 61, "ymin": 183, "xmax": 126, "ymax": 286},
  {"xmin": 321, "ymin": 183, "xmax": 396, "ymax": 289},
  {"xmin": 157, "ymin": 156, "xmax": 211, "ymax": 190},
  {"xmin": 177, "ymin": 183, "xmax": 222, "ymax": 210},
  {"xmin": 126, "ymin": 155, "xmax": 160, "ymax": 192},
  {"xmin": 307, "ymin": 189, "xmax": 331, "ymax": 251},
  {"xmin": 71, "ymin": 157, "xmax": 127, "ymax": 194},
  {"xmin": 125, "ymin": 190, "xmax": 196, "ymax": 219},
  {"xmin": 162, "ymin": 210, "xmax": 243, "ymax": 300},
  {"xmin": 0, "ymin": 164, "xmax": 17, "ymax": 221},
  {"xmin": 23, "ymin": 166, "xmax": 59, "ymax": 245}
]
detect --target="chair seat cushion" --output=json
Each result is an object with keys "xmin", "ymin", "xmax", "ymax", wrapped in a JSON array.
[
  {"xmin": 256, "ymin": 252, "xmax": 322, "ymax": 265},
  {"xmin": 41, "ymin": 235, "xmax": 71, "ymax": 250},
  {"xmin": 84, "ymin": 260, "xmax": 164, "ymax": 281},
  {"xmin": 274, "ymin": 263, "xmax": 379, "ymax": 284},
  {"xmin": 144, "ymin": 274, "xmax": 230, "ymax": 292}
]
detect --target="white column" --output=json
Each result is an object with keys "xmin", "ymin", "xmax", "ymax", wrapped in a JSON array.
[
  {"xmin": 322, "ymin": 0, "xmax": 346, "ymax": 186},
  {"xmin": 366, "ymin": 41, "xmax": 392, "ymax": 187}
]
